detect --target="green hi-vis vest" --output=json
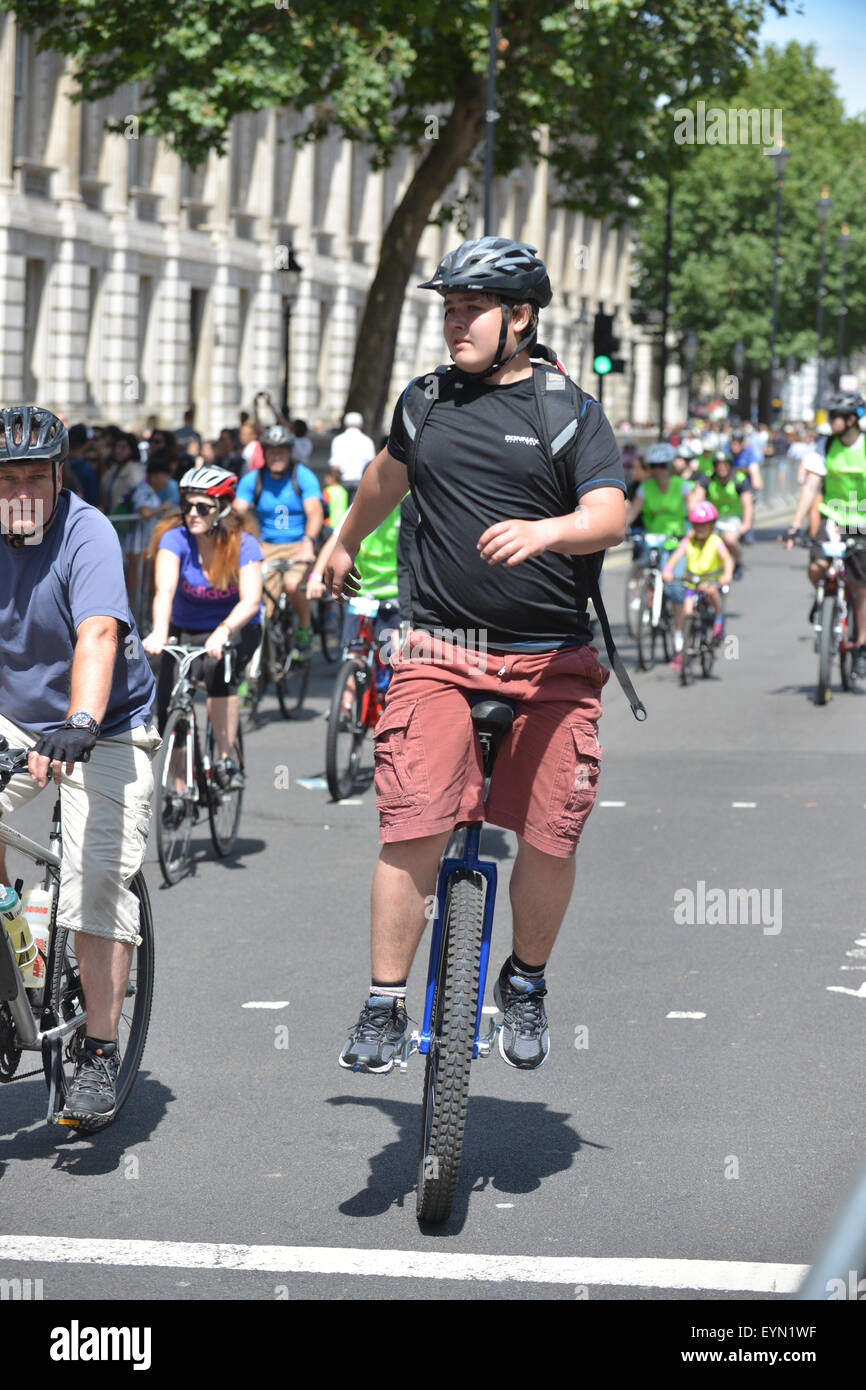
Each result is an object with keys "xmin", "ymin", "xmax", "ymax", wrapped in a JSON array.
[
  {"xmin": 642, "ymin": 475, "xmax": 687, "ymax": 548},
  {"xmin": 357, "ymin": 504, "xmax": 400, "ymax": 600},
  {"xmin": 706, "ymin": 473, "xmax": 743, "ymax": 520},
  {"xmin": 819, "ymin": 434, "xmax": 866, "ymax": 528}
]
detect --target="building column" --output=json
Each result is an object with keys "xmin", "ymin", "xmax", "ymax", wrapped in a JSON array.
[
  {"xmin": 249, "ymin": 264, "xmax": 282, "ymax": 410},
  {"xmin": 0, "ymin": 230, "xmax": 25, "ymax": 397},
  {"xmin": 99, "ymin": 246, "xmax": 140, "ymax": 421},
  {"xmin": 49, "ymin": 239, "xmax": 90, "ymax": 413},
  {"xmin": 207, "ymin": 263, "xmax": 240, "ymax": 437},
  {"xmin": 326, "ymin": 279, "xmax": 357, "ymax": 421},
  {"xmin": 289, "ymin": 277, "xmax": 322, "ymax": 421},
  {"xmin": 0, "ymin": 13, "xmax": 17, "ymax": 189},
  {"xmin": 153, "ymin": 259, "xmax": 190, "ymax": 425}
]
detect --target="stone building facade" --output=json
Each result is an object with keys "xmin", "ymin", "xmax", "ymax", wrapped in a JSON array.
[{"xmin": 0, "ymin": 14, "xmax": 668, "ymax": 439}]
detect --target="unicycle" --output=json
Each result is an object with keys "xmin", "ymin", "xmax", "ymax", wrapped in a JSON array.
[{"xmin": 408, "ymin": 697, "xmax": 515, "ymax": 1225}]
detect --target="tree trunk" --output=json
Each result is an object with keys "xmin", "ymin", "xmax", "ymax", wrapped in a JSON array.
[{"xmin": 344, "ymin": 79, "xmax": 486, "ymax": 435}]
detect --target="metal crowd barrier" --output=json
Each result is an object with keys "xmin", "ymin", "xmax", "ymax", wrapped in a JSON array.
[{"xmin": 107, "ymin": 512, "xmax": 155, "ymax": 632}]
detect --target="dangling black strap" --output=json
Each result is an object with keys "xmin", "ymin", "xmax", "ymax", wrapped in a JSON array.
[{"xmin": 531, "ymin": 364, "xmax": 647, "ymax": 721}]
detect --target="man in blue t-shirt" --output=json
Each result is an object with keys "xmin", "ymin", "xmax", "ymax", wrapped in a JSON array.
[
  {"xmin": 0, "ymin": 406, "xmax": 160, "ymax": 1126},
  {"xmin": 234, "ymin": 423, "xmax": 324, "ymax": 661}
]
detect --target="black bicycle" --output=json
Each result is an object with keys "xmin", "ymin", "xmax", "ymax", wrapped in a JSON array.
[
  {"xmin": 0, "ymin": 741, "xmax": 154, "ymax": 1132},
  {"xmin": 680, "ymin": 582, "xmax": 728, "ymax": 686},
  {"xmin": 635, "ymin": 533, "xmax": 677, "ymax": 670},
  {"xmin": 242, "ymin": 561, "xmax": 310, "ymax": 724},
  {"xmin": 154, "ymin": 643, "xmax": 245, "ymax": 884}
]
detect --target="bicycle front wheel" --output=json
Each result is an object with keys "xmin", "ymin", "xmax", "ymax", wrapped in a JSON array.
[
  {"xmin": 318, "ymin": 598, "xmax": 344, "ymax": 664},
  {"xmin": 207, "ymin": 720, "xmax": 244, "ymax": 857},
  {"xmin": 154, "ymin": 707, "xmax": 196, "ymax": 885},
  {"xmin": 624, "ymin": 568, "xmax": 642, "ymax": 640},
  {"xmin": 636, "ymin": 584, "xmax": 657, "ymax": 671},
  {"xmin": 43, "ymin": 872, "xmax": 155, "ymax": 1133},
  {"xmin": 680, "ymin": 616, "xmax": 696, "ymax": 686},
  {"xmin": 325, "ymin": 659, "xmax": 368, "ymax": 800},
  {"xmin": 416, "ymin": 870, "xmax": 484, "ymax": 1225},
  {"xmin": 816, "ymin": 593, "xmax": 836, "ymax": 705}
]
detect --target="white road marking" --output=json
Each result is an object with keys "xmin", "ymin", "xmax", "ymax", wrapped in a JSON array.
[
  {"xmin": 731, "ymin": 802, "xmax": 756, "ymax": 808},
  {"xmin": 827, "ymin": 983, "xmax": 866, "ymax": 999},
  {"xmin": 337, "ymin": 799, "xmax": 364, "ymax": 806},
  {"xmin": 0, "ymin": 1236, "xmax": 807, "ymax": 1292},
  {"xmin": 666, "ymin": 1011, "xmax": 707, "ymax": 1019},
  {"xmin": 599, "ymin": 801, "xmax": 626, "ymax": 807},
  {"xmin": 241, "ymin": 1002, "xmax": 289, "ymax": 1010}
]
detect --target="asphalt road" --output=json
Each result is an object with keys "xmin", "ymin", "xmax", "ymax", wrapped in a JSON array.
[{"xmin": 2, "ymin": 518, "xmax": 865, "ymax": 1317}]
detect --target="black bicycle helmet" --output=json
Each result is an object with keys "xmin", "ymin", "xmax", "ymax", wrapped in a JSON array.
[
  {"xmin": 418, "ymin": 237, "xmax": 552, "ymax": 379},
  {"xmin": 825, "ymin": 390, "xmax": 866, "ymax": 419},
  {"xmin": 0, "ymin": 406, "xmax": 69, "ymax": 545}
]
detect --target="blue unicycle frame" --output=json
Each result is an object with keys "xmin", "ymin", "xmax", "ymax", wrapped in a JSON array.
[{"xmin": 402, "ymin": 694, "xmax": 517, "ymax": 1068}]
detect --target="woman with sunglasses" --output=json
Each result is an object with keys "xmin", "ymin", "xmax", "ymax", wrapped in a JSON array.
[{"xmin": 143, "ymin": 466, "xmax": 263, "ymax": 791}]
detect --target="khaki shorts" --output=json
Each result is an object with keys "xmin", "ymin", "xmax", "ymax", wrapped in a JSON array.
[
  {"xmin": 374, "ymin": 632, "xmax": 608, "ymax": 859},
  {"xmin": 261, "ymin": 540, "xmax": 314, "ymax": 605},
  {"xmin": 0, "ymin": 714, "xmax": 161, "ymax": 944}
]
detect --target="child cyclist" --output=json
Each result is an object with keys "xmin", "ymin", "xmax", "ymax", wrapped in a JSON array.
[
  {"xmin": 662, "ymin": 501, "xmax": 733, "ymax": 664},
  {"xmin": 323, "ymin": 236, "xmax": 626, "ymax": 1074}
]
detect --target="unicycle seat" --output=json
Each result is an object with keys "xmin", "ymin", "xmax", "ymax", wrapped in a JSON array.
[{"xmin": 469, "ymin": 697, "xmax": 515, "ymax": 740}]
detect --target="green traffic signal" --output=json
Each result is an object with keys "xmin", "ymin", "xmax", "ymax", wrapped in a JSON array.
[{"xmin": 593, "ymin": 354, "xmax": 612, "ymax": 375}]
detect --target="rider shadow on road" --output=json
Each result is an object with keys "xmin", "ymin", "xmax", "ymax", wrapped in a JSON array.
[
  {"xmin": 0, "ymin": 1072, "xmax": 174, "ymax": 1180},
  {"xmin": 327, "ymin": 1093, "xmax": 606, "ymax": 1234}
]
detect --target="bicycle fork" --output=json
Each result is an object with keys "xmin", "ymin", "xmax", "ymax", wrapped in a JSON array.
[{"xmin": 395, "ymin": 825, "xmax": 501, "ymax": 1072}]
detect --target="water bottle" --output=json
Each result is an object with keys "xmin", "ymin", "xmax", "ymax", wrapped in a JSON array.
[
  {"xmin": 0, "ymin": 884, "xmax": 37, "ymax": 978},
  {"xmin": 23, "ymin": 886, "xmax": 54, "ymax": 1000}
]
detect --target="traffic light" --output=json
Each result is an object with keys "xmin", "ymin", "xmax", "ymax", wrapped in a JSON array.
[{"xmin": 592, "ymin": 311, "xmax": 624, "ymax": 375}]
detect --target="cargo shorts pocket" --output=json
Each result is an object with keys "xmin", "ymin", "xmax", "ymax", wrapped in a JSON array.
[
  {"xmin": 374, "ymin": 702, "xmax": 429, "ymax": 812},
  {"xmin": 548, "ymin": 723, "xmax": 602, "ymax": 837}
]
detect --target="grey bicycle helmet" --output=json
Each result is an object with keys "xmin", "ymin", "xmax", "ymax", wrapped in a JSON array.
[
  {"xmin": 418, "ymin": 237, "xmax": 552, "ymax": 379},
  {"xmin": 645, "ymin": 443, "xmax": 676, "ymax": 466},
  {"xmin": 825, "ymin": 390, "xmax": 866, "ymax": 419},
  {"xmin": 260, "ymin": 424, "xmax": 294, "ymax": 449},
  {"xmin": 0, "ymin": 406, "xmax": 70, "ymax": 544}
]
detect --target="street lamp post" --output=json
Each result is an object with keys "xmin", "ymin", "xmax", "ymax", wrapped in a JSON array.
[
  {"xmin": 765, "ymin": 142, "xmax": 791, "ymax": 423},
  {"xmin": 814, "ymin": 186, "xmax": 832, "ymax": 418},
  {"xmin": 278, "ymin": 244, "xmax": 302, "ymax": 418},
  {"xmin": 836, "ymin": 222, "xmax": 851, "ymax": 387},
  {"xmin": 683, "ymin": 331, "xmax": 698, "ymax": 422}
]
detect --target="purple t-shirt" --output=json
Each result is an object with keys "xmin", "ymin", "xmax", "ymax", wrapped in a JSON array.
[
  {"xmin": 159, "ymin": 525, "xmax": 263, "ymax": 629},
  {"xmin": 0, "ymin": 490, "xmax": 155, "ymax": 735}
]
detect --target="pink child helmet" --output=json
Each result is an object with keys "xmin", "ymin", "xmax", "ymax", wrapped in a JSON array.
[{"xmin": 689, "ymin": 501, "xmax": 718, "ymax": 524}]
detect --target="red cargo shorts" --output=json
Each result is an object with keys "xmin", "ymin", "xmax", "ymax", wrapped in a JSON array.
[{"xmin": 373, "ymin": 629, "xmax": 609, "ymax": 858}]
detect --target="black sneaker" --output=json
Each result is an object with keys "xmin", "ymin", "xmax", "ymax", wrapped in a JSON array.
[
  {"xmin": 339, "ymin": 996, "xmax": 408, "ymax": 1073},
  {"xmin": 855, "ymin": 645, "xmax": 866, "ymax": 678},
  {"xmin": 64, "ymin": 1039, "xmax": 121, "ymax": 1120},
  {"xmin": 493, "ymin": 960, "xmax": 550, "ymax": 1070}
]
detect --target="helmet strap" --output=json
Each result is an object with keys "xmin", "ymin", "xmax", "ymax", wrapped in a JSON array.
[{"xmin": 454, "ymin": 302, "xmax": 536, "ymax": 382}]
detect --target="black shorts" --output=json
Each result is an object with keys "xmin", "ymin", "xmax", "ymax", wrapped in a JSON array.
[
  {"xmin": 809, "ymin": 520, "xmax": 866, "ymax": 584},
  {"xmin": 155, "ymin": 624, "xmax": 261, "ymax": 731}
]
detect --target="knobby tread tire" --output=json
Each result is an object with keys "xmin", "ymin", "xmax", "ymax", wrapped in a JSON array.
[
  {"xmin": 416, "ymin": 870, "xmax": 485, "ymax": 1225},
  {"xmin": 325, "ymin": 659, "xmax": 367, "ymax": 800}
]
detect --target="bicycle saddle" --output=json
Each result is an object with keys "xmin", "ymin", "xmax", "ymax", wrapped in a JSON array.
[{"xmin": 469, "ymin": 698, "xmax": 516, "ymax": 742}]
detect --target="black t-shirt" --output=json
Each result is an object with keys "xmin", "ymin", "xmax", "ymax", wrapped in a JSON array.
[{"xmin": 387, "ymin": 372, "xmax": 625, "ymax": 648}]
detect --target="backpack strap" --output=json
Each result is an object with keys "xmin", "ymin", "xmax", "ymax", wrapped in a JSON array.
[
  {"xmin": 531, "ymin": 362, "xmax": 647, "ymax": 722},
  {"xmin": 402, "ymin": 365, "xmax": 454, "ymax": 495},
  {"xmin": 253, "ymin": 462, "xmax": 303, "ymax": 508}
]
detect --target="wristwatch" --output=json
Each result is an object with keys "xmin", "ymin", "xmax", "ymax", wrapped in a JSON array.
[{"xmin": 65, "ymin": 711, "xmax": 101, "ymax": 736}]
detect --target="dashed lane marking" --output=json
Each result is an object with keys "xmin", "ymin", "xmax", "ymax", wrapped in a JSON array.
[
  {"xmin": 666, "ymin": 1012, "xmax": 707, "ymax": 1019},
  {"xmin": 241, "ymin": 1002, "xmax": 289, "ymax": 1010},
  {"xmin": 0, "ymin": 1236, "xmax": 807, "ymax": 1293}
]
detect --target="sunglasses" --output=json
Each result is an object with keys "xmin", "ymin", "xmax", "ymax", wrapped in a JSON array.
[
  {"xmin": 180, "ymin": 500, "xmax": 217, "ymax": 517},
  {"xmin": 648, "ymin": 463, "xmax": 669, "ymax": 470}
]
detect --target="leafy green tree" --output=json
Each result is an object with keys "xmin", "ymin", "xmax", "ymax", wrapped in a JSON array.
[
  {"xmin": 632, "ymin": 41, "xmax": 866, "ymax": 419},
  {"xmin": 6, "ymin": 0, "xmax": 788, "ymax": 426}
]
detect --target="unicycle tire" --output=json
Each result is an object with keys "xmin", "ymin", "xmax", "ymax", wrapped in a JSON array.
[{"xmin": 416, "ymin": 869, "xmax": 484, "ymax": 1225}]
